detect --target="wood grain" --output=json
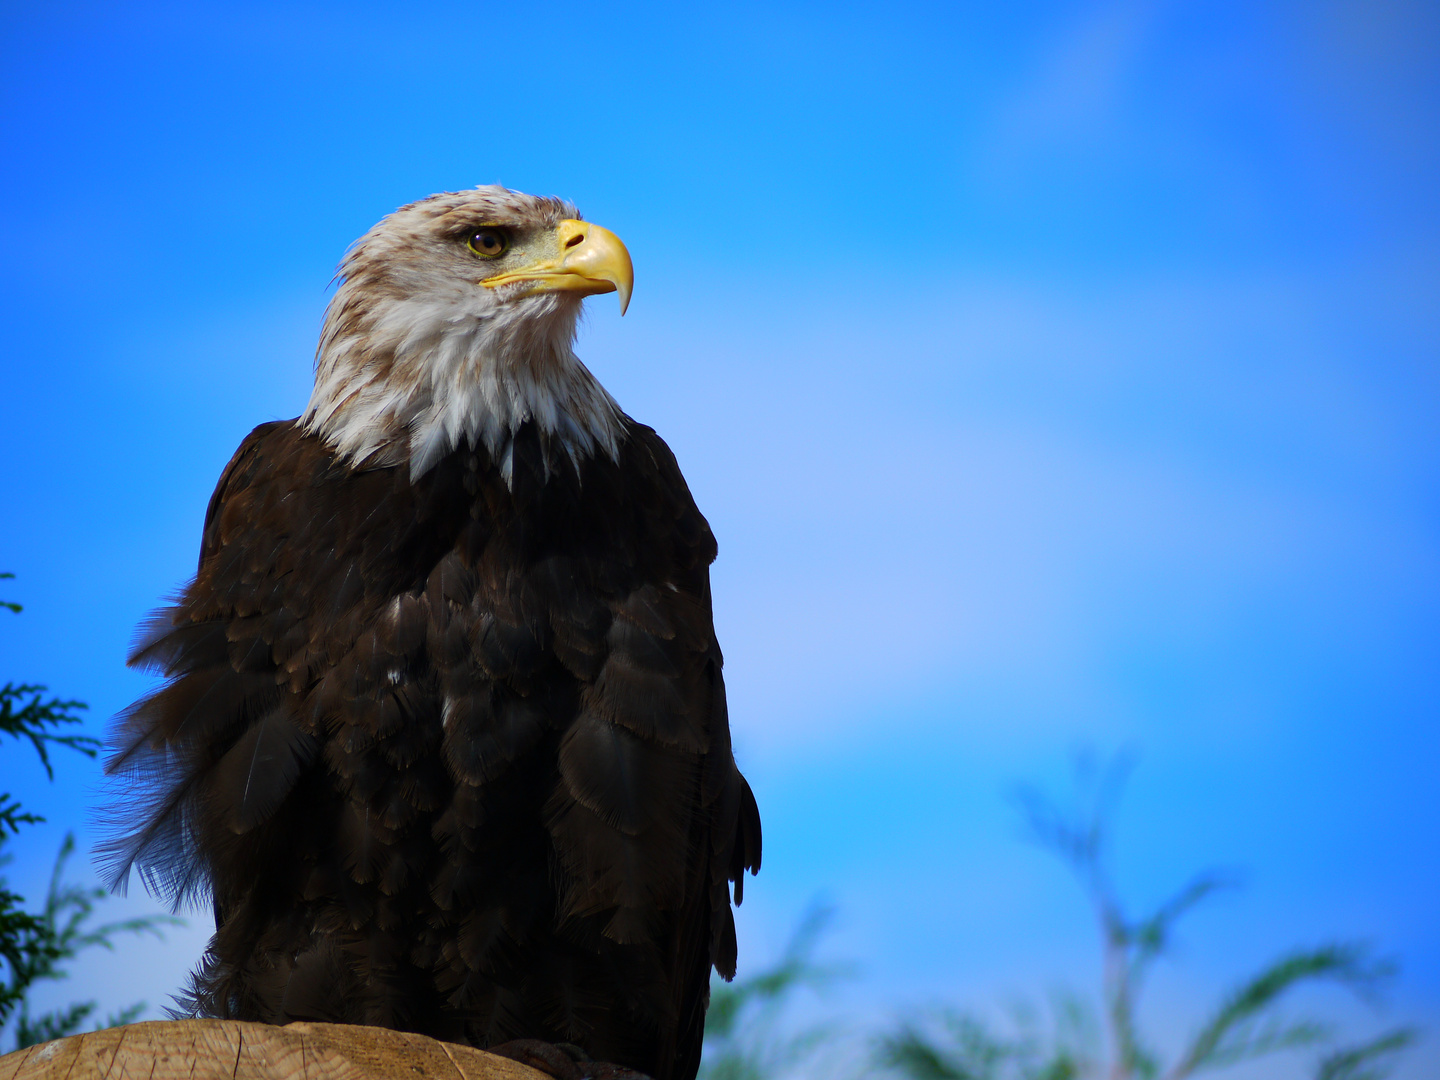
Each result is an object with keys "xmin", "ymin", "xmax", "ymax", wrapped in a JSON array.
[{"xmin": 0, "ymin": 1021, "xmax": 546, "ymax": 1080}]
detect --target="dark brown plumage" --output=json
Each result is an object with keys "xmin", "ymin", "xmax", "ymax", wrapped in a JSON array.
[{"xmin": 101, "ymin": 187, "xmax": 759, "ymax": 1080}]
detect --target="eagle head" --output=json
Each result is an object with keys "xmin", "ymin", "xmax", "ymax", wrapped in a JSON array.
[{"xmin": 301, "ymin": 186, "xmax": 634, "ymax": 481}]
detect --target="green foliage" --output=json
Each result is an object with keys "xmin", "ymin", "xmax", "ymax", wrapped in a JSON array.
[
  {"xmin": 3, "ymin": 836, "xmax": 176, "ymax": 1049},
  {"xmin": 699, "ymin": 903, "xmax": 852, "ymax": 1080},
  {"xmin": 876, "ymin": 753, "xmax": 1417, "ymax": 1080},
  {"xmin": 0, "ymin": 682, "xmax": 96, "ymax": 784},
  {"xmin": 1314, "ymin": 1030, "xmax": 1415, "ymax": 1080},
  {"xmin": 0, "ymin": 573, "xmax": 180, "ymax": 1052},
  {"xmin": 0, "ymin": 574, "xmax": 19, "ymax": 615},
  {"xmin": 876, "ymin": 988, "xmax": 1107, "ymax": 1080},
  {"xmin": 0, "ymin": 576, "xmax": 99, "ymax": 803},
  {"xmin": 878, "ymin": 1005, "xmax": 1088, "ymax": 1080}
]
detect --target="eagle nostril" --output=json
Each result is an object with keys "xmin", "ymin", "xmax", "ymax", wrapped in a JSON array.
[{"xmin": 564, "ymin": 231, "xmax": 585, "ymax": 249}]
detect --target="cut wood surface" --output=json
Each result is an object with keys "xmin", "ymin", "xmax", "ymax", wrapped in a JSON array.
[{"xmin": 0, "ymin": 1021, "xmax": 546, "ymax": 1080}]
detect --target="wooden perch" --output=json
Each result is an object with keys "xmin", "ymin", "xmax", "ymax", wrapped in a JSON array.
[{"xmin": 0, "ymin": 1021, "xmax": 546, "ymax": 1080}]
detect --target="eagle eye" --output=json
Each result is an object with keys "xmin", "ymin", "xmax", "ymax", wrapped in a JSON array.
[{"xmin": 469, "ymin": 228, "xmax": 508, "ymax": 258}]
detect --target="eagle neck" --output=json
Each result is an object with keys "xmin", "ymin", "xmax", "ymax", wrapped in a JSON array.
[{"xmin": 302, "ymin": 289, "xmax": 625, "ymax": 486}]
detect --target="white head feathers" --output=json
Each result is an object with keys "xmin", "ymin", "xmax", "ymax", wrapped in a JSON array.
[{"xmin": 301, "ymin": 186, "xmax": 625, "ymax": 483}]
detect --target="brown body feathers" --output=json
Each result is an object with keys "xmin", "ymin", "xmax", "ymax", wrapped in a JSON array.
[{"xmin": 102, "ymin": 417, "xmax": 761, "ymax": 1080}]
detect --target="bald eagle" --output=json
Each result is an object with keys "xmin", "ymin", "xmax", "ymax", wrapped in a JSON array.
[{"xmin": 102, "ymin": 187, "xmax": 761, "ymax": 1080}]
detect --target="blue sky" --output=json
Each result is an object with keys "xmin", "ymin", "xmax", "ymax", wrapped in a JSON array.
[{"xmin": 1, "ymin": 1, "xmax": 1437, "ymax": 1075}]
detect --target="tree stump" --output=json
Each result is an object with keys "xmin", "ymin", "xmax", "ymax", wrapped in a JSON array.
[{"xmin": 0, "ymin": 1021, "xmax": 546, "ymax": 1080}]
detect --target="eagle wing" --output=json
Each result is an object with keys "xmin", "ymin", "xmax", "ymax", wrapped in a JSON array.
[{"xmin": 101, "ymin": 419, "xmax": 759, "ymax": 1080}]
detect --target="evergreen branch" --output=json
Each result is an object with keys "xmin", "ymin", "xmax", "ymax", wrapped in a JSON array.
[
  {"xmin": 14, "ymin": 1002, "xmax": 97, "ymax": 1049},
  {"xmin": 881, "ymin": 755, "xmax": 1416, "ymax": 1080},
  {"xmin": 704, "ymin": 902, "xmax": 849, "ymax": 1040},
  {"xmin": 1129, "ymin": 872, "xmax": 1237, "ymax": 969},
  {"xmin": 0, "ymin": 795, "xmax": 43, "ymax": 838},
  {"xmin": 103, "ymin": 1003, "xmax": 148, "ymax": 1031},
  {"xmin": 0, "ymin": 683, "xmax": 97, "ymax": 780},
  {"xmin": 1167, "ymin": 945, "xmax": 1395, "ymax": 1079},
  {"xmin": 2, "ymin": 834, "xmax": 182, "ymax": 1048},
  {"xmin": 700, "ymin": 902, "xmax": 851, "ymax": 1080},
  {"xmin": 1314, "ymin": 1028, "xmax": 1416, "ymax": 1080},
  {"xmin": 1, "ymin": 571, "xmax": 182, "ymax": 1050},
  {"xmin": 878, "ymin": 1010, "xmax": 1075, "ymax": 1080},
  {"xmin": 875, "ymin": 1007, "xmax": 1092, "ymax": 1080},
  {"xmin": 1176, "ymin": 1017, "xmax": 1332, "ymax": 1074},
  {"xmin": 0, "ymin": 573, "xmax": 19, "ymax": 614},
  {"xmin": 877, "ymin": 1022, "xmax": 990, "ymax": 1080}
]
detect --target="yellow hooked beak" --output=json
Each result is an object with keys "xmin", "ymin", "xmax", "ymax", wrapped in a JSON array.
[{"xmin": 481, "ymin": 220, "xmax": 634, "ymax": 315}]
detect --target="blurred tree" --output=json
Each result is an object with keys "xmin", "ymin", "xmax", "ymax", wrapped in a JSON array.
[
  {"xmin": 875, "ymin": 752, "xmax": 1416, "ymax": 1080},
  {"xmin": 698, "ymin": 902, "xmax": 852, "ymax": 1080},
  {"xmin": 1, "ymin": 572, "xmax": 178, "ymax": 1052}
]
